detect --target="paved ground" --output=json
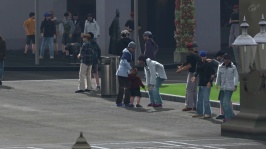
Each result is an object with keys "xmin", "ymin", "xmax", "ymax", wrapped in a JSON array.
[{"xmin": 0, "ymin": 71, "xmax": 265, "ymax": 149}]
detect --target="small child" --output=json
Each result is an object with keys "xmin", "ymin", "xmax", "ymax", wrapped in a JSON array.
[{"xmin": 128, "ymin": 68, "xmax": 146, "ymax": 108}]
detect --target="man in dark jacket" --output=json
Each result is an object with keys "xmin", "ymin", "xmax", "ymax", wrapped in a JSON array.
[
  {"xmin": 39, "ymin": 12, "xmax": 56, "ymax": 59},
  {"xmin": 115, "ymin": 30, "xmax": 133, "ymax": 56},
  {"xmin": 143, "ymin": 31, "xmax": 158, "ymax": 60},
  {"xmin": 191, "ymin": 50, "xmax": 215, "ymax": 119},
  {"xmin": 0, "ymin": 35, "xmax": 6, "ymax": 85}
]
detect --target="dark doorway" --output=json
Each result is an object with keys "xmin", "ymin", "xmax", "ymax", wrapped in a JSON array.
[{"xmin": 67, "ymin": 0, "xmax": 96, "ymax": 21}]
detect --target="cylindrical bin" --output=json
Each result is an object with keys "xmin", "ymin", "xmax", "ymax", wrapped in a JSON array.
[{"xmin": 101, "ymin": 56, "xmax": 119, "ymax": 97}]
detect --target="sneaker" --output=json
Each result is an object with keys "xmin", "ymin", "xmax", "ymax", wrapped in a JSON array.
[
  {"xmin": 116, "ymin": 103, "xmax": 124, "ymax": 107},
  {"xmin": 215, "ymin": 115, "xmax": 225, "ymax": 119},
  {"xmin": 85, "ymin": 89, "xmax": 91, "ymax": 92},
  {"xmin": 136, "ymin": 104, "xmax": 142, "ymax": 108},
  {"xmin": 192, "ymin": 114, "xmax": 203, "ymax": 118},
  {"xmin": 182, "ymin": 107, "xmax": 193, "ymax": 111},
  {"xmin": 128, "ymin": 104, "xmax": 134, "ymax": 108},
  {"xmin": 147, "ymin": 103, "xmax": 154, "ymax": 107},
  {"xmin": 75, "ymin": 90, "xmax": 84, "ymax": 93},
  {"xmin": 96, "ymin": 86, "xmax": 101, "ymax": 90},
  {"xmin": 153, "ymin": 104, "xmax": 162, "ymax": 107},
  {"xmin": 203, "ymin": 114, "xmax": 212, "ymax": 119},
  {"xmin": 124, "ymin": 104, "xmax": 130, "ymax": 107}
]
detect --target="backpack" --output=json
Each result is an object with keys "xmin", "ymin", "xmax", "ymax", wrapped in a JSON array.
[{"xmin": 63, "ymin": 20, "xmax": 71, "ymax": 34}]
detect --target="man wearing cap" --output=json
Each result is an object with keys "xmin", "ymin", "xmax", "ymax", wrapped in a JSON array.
[
  {"xmin": 115, "ymin": 41, "xmax": 136, "ymax": 107},
  {"xmin": 191, "ymin": 50, "xmax": 215, "ymax": 118},
  {"xmin": 39, "ymin": 12, "xmax": 56, "ymax": 59},
  {"xmin": 177, "ymin": 43, "xmax": 199, "ymax": 111},
  {"xmin": 0, "ymin": 35, "xmax": 6, "ymax": 85},
  {"xmin": 216, "ymin": 54, "xmax": 238, "ymax": 122},
  {"xmin": 138, "ymin": 55, "xmax": 167, "ymax": 107},
  {"xmin": 143, "ymin": 31, "xmax": 158, "ymax": 60},
  {"xmin": 229, "ymin": 5, "xmax": 239, "ymax": 46}
]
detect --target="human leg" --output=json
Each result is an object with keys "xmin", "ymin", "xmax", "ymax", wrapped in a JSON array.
[
  {"xmin": 77, "ymin": 63, "xmax": 88, "ymax": 91},
  {"xmin": 185, "ymin": 72, "xmax": 197, "ymax": 109},
  {"xmin": 48, "ymin": 37, "xmax": 55, "ymax": 58},
  {"xmin": 40, "ymin": 37, "xmax": 48, "ymax": 58},
  {"xmin": 221, "ymin": 90, "xmax": 234, "ymax": 120},
  {"xmin": 85, "ymin": 65, "xmax": 92, "ymax": 90},
  {"xmin": 116, "ymin": 76, "xmax": 126, "ymax": 105},
  {"xmin": 202, "ymin": 86, "xmax": 212, "ymax": 116},
  {"xmin": 153, "ymin": 77, "xmax": 164, "ymax": 105}
]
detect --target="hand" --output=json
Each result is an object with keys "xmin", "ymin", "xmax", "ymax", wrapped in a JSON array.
[
  {"xmin": 191, "ymin": 77, "xmax": 195, "ymax": 82},
  {"xmin": 148, "ymin": 85, "xmax": 154, "ymax": 91},
  {"xmin": 207, "ymin": 82, "xmax": 211, "ymax": 88}
]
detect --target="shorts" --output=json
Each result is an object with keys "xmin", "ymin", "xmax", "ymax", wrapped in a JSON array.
[
  {"xmin": 130, "ymin": 89, "xmax": 141, "ymax": 97},
  {"xmin": 26, "ymin": 35, "xmax": 35, "ymax": 44},
  {"xmin": 92, "ymin": 64, "xmax": 98, "ymax": 73}
]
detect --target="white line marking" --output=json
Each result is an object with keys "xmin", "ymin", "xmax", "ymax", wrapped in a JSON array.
[
  {"xmin": 167, "ymin": 141, "xmax": 225, "ymax": 149},
  {"xmin": 91, "ymin": 146, "xmax": 110, "ymax": 149},
  {"xmin": 0, "ymin": 147, "xmax": 44, "ymax": 149},
  {"xmin": 153, "ymin": 141, "xmax": 183, "ymax": 147}
]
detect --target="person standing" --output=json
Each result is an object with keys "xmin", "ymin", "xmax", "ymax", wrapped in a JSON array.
[
  {"xmin": 39, "ymin": 12, "xmax": 56, "ymax": 59},
  {"xmin": 143, "ymin": 31, "xmax": 158, "ymax": 60},
  {"xmin": 138, "ymin": 55, "xmax": 167, "ymax": 107},
  {"xmin": 176, "ymin": 43, "xmax": 199, "ymax": 111},
  {"xmin": 0, "ymin": 35, "xmax": 6, "ymax": 85},
  {"xmin": 62, "ymin": 12, "xmax": 75, "ymax": 56},
  {"xmin": 191, "ymin": 50, "xmax": 215, "ymax": 118},
  {"xmin": 115, "ymin": 41, "xmax": 136, "ymax": 107},
  {"xmin": 216, "ymin": 54, "xmax": 238, "ymax": 122},
  {"xmin": 115, "ymin": 30, "xmax": 133, "ymax": 56},
  {"xmin": 125, "ymin": 12, "xmax": 135, "ymax": 39},
  {"xmin": 50, "ymin": 11, "xmax": 61, "ymax": 54},
  {"xmin": 88, "ymin": 32, "xmax": 101, "ymax": 90},
  {"xmin": 84, "ymin": 13, "xmax": 100, "ymax": 42},
  {"xmin": 23, "ymin": 12, "xmax": 36, "ymax": 55},
  {"xmin": 75, "ymin": 34, "xmax": 94, "ymax": 93},
  {"xmin": 108, "ymin": 9, "xmax": 121, "ymax": 55},
  {"xmin": 229, "ymin": 5, "xmax": 239, "ymax": 47},
  {"xmin": 72, "ymin": 13, "xmax": 83, "ymax": 44}
]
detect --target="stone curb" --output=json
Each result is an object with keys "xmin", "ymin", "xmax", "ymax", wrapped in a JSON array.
[{"xmin": 141, "ymin": 92, "xmax": 240, "ymax": 111}]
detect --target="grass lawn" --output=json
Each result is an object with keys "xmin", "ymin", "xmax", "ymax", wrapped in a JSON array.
[{"xmin": 141, "ymin": 83, "xmax": 240, "ymax": 103}]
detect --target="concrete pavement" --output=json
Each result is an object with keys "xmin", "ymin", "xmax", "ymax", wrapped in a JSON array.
[{"xmin": 0, "ymin": 72, "xmax": 265, "ymax": 148}]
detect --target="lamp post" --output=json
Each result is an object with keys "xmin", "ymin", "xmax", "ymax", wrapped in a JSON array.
[{"xmin": 222, "ymin": 16, "xmax": 266, "ymax": 140}]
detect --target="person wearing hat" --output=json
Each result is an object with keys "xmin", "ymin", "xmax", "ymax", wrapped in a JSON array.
[
  {"xmin": 75, "ymin": 34, "xmax": 94, "ymax": 93},
  {"xmin": 229, "ymin": 4, "xmax": 239, "ymax": 46},
  {"xmin": 39, "ymin": 12, "xmax": 56, "ymax": 59},
  {"xmin": 84, "ymin": 13, "xmax": 100, "ymax": 42},
  {"xmin": 177, "ymin": 42, "xmax": 199, "ymax": 111},
  {"xmin": 115, "ymin": 41, "xmax": 136, "ymax": 107},
  {"xmin": 215, "ymin": 54, "xmax": 238, "ymax": 122},
  {"xmin": 23, "ymin": 12, "xmax": 36, "ymax": 56},
  {"xmin": 115, "ymin": 30, "xmax": 133, "ymax": 56},
  {"xmin": 125, "ymin": 12, "xmax": 135, "ymax": 39},
  {"xmin": 138, "ymin": 55, "xmax": 167, "ymax": 107},
  {"xmin": 191, "ymin": 50, "xmax": 215, "ymax": 118},
  {"xmin": 143, "ymin": 31, "xmax": 158, "ymax": 60},
  {"xmin": 0, "ymin": 35, "xmax": 6, "ymax": 85}
]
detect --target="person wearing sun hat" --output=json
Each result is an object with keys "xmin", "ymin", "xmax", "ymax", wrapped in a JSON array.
[{"xmin": 191, "ymin": 50, "xmax": 215, "ymax": 119}]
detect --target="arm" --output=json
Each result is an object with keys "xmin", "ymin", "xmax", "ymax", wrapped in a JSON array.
[
  {"xmin": 95, "ymin": 21, "xmax": 100, "ymax": 37},
  {"xmin": 23, "ymin": 21, "xmax": 28, "ymax": 33},
  {"xmin": 233, "ymin": 66, "xmax": 239, "ymax": 89},
  {"xmin": 148, "ymin": 62, "xmax": 157, "ymax": 85},
  {"xmin": 70, "ymin": 20, "xmax": 75, "ymax": 34},
  {"xmin": 215, "ymin": 66, "xmax": 221, "ymax": 87},
  {"xmin": 83, "ymin": 21, "xmax": 87, "ymax": 34},
  {"xmin": 40, "ymin": 21, "xmax": 44, "ymax": 34}
]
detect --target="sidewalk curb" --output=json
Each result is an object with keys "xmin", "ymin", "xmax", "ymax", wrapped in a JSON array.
[{"xmin": 141, "ymin": 92, "xmax": 240, "ymax": 111}]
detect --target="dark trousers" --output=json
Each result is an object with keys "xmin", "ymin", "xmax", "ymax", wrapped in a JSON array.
[{"xmin": 116, "ymin": 76, "xmax": 130, "ymax": 105}]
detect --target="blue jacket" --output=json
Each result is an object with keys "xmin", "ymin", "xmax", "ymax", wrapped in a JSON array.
[{"xmin": 116, "ymin": 48, "xmax": 132, "ymax": 77}]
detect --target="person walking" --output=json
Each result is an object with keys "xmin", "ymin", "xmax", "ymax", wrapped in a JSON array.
[
  {"xmin": 176, "ymin": 43, "xmax": 199, "ymax": 111},
  {"xmin": 84, "ymin": 13, "xmax": 100, "ymax": 42},
  {"xmin": 75, "ymin": 34, "xmax": 94, "ymax": 93},
  {"xmin": 115, "ymin": 41, "xmax": 136, "ymax": 107},
  {"xmin": 143, "ymin": 31, "xmax": 158, "ymax": 60},
  {"xmin": 39, "ymin": 12, "xmax": 56, "ymax": 59},
  {"xmin": 23, "ymin": 12, "xmax": 36, "ymax": 55},
  {"xmin": 216, "ymin": 54, "xmax": 238, "ymax": 122},
  {"xmin": 128, "ymin": 68, "xmax": 146, "ymax": 108},
  {"xmin": 0, "ymin": 35, "xmax": 6, "ymax": 86},
  {"xmin": 88, "ymin": 32, "xmax": 101, "ymax": 90},
  {"xmin": 191, "ymin": 50, "xmax": 215, "ymax": 118},
  {"xmin": 138, "ymin": 55, "xmax": 167, "ymax": 107}
]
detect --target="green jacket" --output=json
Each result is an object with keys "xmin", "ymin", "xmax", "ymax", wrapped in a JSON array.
[{"xmin": 0, "ymin": 37, "xmax": 6, "ymax": 61}]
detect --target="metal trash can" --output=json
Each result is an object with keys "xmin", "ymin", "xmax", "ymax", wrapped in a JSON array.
[{"xmin": 101, "ymin": 56, "xmax": 119, "ymax": 97}]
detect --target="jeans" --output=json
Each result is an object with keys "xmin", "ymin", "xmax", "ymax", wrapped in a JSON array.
[
  {"xmin": 40, "ymin": 37, "xmax": 54, "ymax": 57},
  {"xmin": 148, "ymin": 77, "xmax": 164, "ymax": 104},
  {"xmin": 116, "ymin": 76, "xmax": 130, "ymax": 105},
  {"xmin": 196, "ymin": 86, "xmax": 212, "ymax": 115},
  {"xmin": 219, "ymin": 90, "xmax": 234, "ymax": 119},
  {"xmin": 0, "ymin": 60, "xmax": 4, "ymax": 80}
]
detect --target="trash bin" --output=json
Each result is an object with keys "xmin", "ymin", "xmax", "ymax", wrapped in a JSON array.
[{"xmin": 101, "ymin": 56, "xmax": 120, "ymax": 97}]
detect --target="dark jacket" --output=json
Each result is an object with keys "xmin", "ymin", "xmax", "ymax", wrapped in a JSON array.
[
  {"xmin": 90, "ymin": 40, "xmax": 101, "ymax": 64},
  {"xmin": 0, "ymin": 37, "xmax": 6, "ymax": 61},
  {"xmin": 115, "ymin": 38, "xmax": 133, "ymax": 56},
  {"xmin": 144, "ymin": 38, "xmax": 158, "ymax": 60},
  {"xmin": 80, "ymin": 41, "xmax": 94, "ymax": 65},
  {"xmin": 40, "ymin": 19, "xmax": 56, "ymax": 37},
  {"xmin": 194, "ymin": 60, "xmax": 215, "ymax": 86},
  {"xmin": 128, "ymin": 74, "xmax": 145, "ymax": 89}
]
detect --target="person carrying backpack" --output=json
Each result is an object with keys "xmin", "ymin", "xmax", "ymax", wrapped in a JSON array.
[{"xmin": 75, "ymin": 34, "xmax": 95, "ymax": 93}]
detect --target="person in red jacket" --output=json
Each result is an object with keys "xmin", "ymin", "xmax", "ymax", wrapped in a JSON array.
[{"xmin": 128, "ymin": 68, "xmax": 146, "ymax": 108}]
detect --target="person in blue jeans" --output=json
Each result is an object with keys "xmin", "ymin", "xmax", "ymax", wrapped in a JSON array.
[
  {"xmin": 191, "ymin": 50, "xmax": 215, "ymax": 118},
  {"xmin": 39, "ymin": 12, "xmax": 56, "ymax": 59},
  {"xmin": 215, "ymin": 54, "xmax": 238, "ymax": 122},
  {"xmin": 138, "ymin": 55, "xmax": 167, "ymax": 107},
  {"xmin": 0, "ymin": 35, "xmax": 6, "ymax": 85}
]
